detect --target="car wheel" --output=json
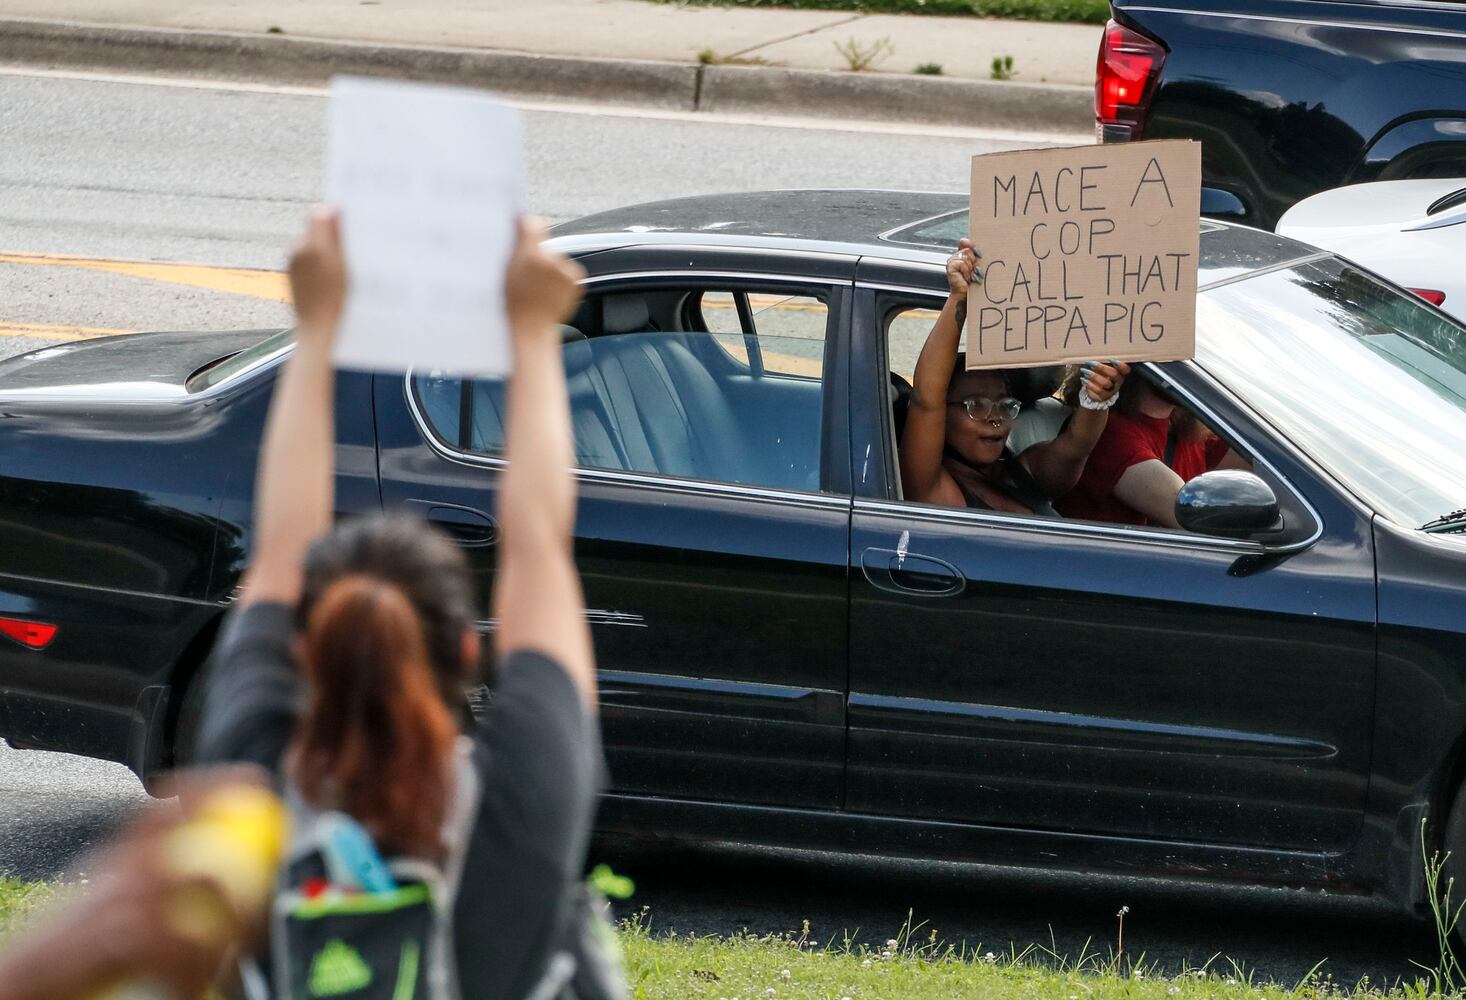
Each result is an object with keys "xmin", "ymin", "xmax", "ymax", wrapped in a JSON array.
[
  {"xmin": 1438, "ymin": 780, "xmax": 1466, "ymax": 946},
  {"xmin": 141, "ymin": 660, "xmax": 212, "ymax": 798}
]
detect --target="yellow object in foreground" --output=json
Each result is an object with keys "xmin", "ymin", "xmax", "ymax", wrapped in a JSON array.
[
  {"xmin": 94, "ymin": 784, "xmax": 289, "ymax": 1000},
  {"xmin": 164, "ymin": 784, "xmax": 289, "ymax": 940}
]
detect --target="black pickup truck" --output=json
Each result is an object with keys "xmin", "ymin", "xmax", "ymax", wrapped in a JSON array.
[{"xmin": 1100, "ymin": 0, "xmax": 1466, "ymax": 230}]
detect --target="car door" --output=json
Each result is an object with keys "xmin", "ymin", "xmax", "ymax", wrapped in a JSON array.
[
  {"xmin": 843, "ymin": 269, "xmax": 1377, "ymax": 862},
  {"xmin": 376, "ymin": 245, "xmax": 855, "ymax": 812}
]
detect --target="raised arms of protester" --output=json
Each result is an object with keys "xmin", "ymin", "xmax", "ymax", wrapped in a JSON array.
[
  {"xmin": 490, "ymin": 219, "xmax": 597, "ymax": 711},
  {"xmin": 900, "ymin": 239, "xmax": 980, "ymax": 506},
  {"xmin": 1017, "ymin": 360, "xmax": 1129, "ymax": 498},
  {"xmin": 238, "ymin": 208, "xmax": 344, "ymax": 609}
]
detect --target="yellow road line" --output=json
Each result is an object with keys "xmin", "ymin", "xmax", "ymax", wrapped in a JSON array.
[
  {"xmin": 0, "ymin": 322, "xmax": 136, "ymax": 341},
  {"xmin": 0, "ymin": 251, "xmax": 290, "ymax": 302}
]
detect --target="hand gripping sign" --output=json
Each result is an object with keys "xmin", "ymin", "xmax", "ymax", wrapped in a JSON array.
[
  {"xmin": 966, "ymin": 139, "xmax": 1202, "ymax": 370},
  {"xmin": 326, "ymin": 76, "xmax": 526, "ymax": 377}
]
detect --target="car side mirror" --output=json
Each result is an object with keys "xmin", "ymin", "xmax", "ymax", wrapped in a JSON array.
[{"xmin": 1175, "ymin": 470, "xmax": 1284, "ymax": 539}]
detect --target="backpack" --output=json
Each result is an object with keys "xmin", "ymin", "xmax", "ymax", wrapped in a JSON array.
[
  {"xmin": 243, "ymin": 740, "xmax": 480, "ymax": 1000},
  {"xmin": 242, "ymin": 738, "xmax": 626, "ymax": 1000}
]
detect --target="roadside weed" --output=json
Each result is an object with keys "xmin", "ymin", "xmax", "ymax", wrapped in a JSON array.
[
  {"xmin": 1412, "ymin": 818, "xmax": 1466, "ymax": 995},
  {"xmin": 914, "ymin": 62, "xmax": 944, "ymax": 75},
  {"xmin": 0, "ymin": 877, "xmax": 52, "ymax": 935},
  {"xmin": 834, "ymin": 35, "xmax": 895, "ymax": 71},
  {"xmin": 696, "ymin": 47, "xmax": 771, "ymax": 65},
  {"xmin": 991, "ymin": 53, "xmax": 1016, "ymax": 79},
  {"xmin": 1116, "ymin": 904, "xmax": 1131, "ymax": 965}
]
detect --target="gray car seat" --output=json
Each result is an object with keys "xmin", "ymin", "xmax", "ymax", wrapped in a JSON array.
[
  {"xmin": 579, "ymin": 295, "xmax": 761, "ymax": 482},
  {"xmin": 461, "ymin": 295, "xmax": 792, "ymax": 487}
]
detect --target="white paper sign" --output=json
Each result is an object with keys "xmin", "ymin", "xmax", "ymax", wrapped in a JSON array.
[{"xmin": 326, "ymin": 76, "xmax": 524, "ymax": 376}]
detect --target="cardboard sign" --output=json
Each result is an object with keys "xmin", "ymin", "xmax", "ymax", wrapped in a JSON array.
[
  {"xmin": 326, "ymin": 76, "xmax": 525, "ymax": 376},
  {"xmin": 966, "ymin": 140, "xmax": 1201, "ymax": 370}
]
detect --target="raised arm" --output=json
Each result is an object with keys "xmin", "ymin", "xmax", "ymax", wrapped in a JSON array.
[
  {"xmin": 1018, "ymin": 360, "xmax": 1129, "ymax": 498},
  {"xmin": 238, "ymin": 209, "xmax": 344, "ymax": 608},
  {"xmin": 900, "ymin": 240, "xmax": 979, "ymax": 504},
  {"xmin": 491, "ymin": 219, "xmax": 596, "ymax": 710}
]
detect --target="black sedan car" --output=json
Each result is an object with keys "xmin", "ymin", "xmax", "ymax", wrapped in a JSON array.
[{"xmin": 2, "ymin": 191, "xmax": 1465, "ymax": 923}]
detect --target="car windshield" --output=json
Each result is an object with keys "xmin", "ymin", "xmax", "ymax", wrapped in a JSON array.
[
  {"xmin": 1197, "ymin": 258, "xmax": 1466, "ymax": 529},
  {"xmin": 186, "ymin": 329, "xmax": 293, "ymax": 392}
]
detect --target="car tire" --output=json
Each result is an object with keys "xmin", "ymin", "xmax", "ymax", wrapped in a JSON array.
[
  {"xmin": 142, "ymin": 659, "xmax": 212, "ymax": 798},
  {"xmin": 172, "ymin": 660, "xmax": 211, "ymax": 770},
  {"xmin": 1439, "ymin": 780, "xmax": 1466, "ymax": 946}
]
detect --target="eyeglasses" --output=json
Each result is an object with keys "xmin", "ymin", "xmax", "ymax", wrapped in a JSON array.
[{"xmin": 947, "ymin": 395, "xmax": 1022, "ymax": 423}]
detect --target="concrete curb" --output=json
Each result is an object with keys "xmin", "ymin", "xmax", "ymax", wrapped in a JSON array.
[
  {"xmin": 0, "ymin": 16, "xmax": 1091, "ymax": 131},
  {"xmin": 701, "ymin": 63, "xmax": 1091, "ymax": 133},
  {"xmin": 0, "ymin": 17, "xmax": 700, "ymax": 109}
]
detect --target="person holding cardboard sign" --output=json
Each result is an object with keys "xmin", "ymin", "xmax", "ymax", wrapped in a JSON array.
[{"xmin": 900, "ymin": 239, "xmax": 1130, "ymax": 514}]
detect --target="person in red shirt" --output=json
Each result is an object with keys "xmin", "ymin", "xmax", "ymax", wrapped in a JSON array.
[{"xmin": 1055, "ymin": 375, "xmax": 1238, "ymax": 527}]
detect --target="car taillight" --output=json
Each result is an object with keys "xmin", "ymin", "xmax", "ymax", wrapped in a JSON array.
[
  {"xmin": 1096, "ymin": 19, "xmax": 1166, "ymax": 142},
  {"xmin": 1408, "ymin": 288, "xmax": 1447, "ymax": 306},
  {"xmin": 0, "ymin": 617, "xmax": 57, "ymax": 650}
]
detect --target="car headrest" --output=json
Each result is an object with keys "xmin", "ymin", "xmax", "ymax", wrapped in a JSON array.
[
  {"xmin": 1009, "ymin": 364, "xmax": 1066, "ymax": 405},
  {"xmin": 562, "ymin": 336, "xmax": 595, "ymax": 377},
  {"xmin": 560, "ymin": 324, "xmax": 586, "ymax": 344},
  {"xmin": 602, "ymin": 295, "xmax": 651, "ymax": 335}
]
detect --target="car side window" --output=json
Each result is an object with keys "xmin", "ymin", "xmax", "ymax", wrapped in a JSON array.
[
  {"xmin": 887, "ymin": 301, "xmax": 949, "ymax": 384},
  {"xmin": 700, "ymin": 290, "xmax": 828, "ymax": 378},
  {"xmin": 880, "ymin": 294, "xmax": 1270, "ymax": 534},
  {"xmin": 412, "ymin": 285, "xmax": 832, "ymax": 494}
]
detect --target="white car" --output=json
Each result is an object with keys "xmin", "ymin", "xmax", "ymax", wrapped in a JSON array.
[{"xmin": 1276, "ymin": 178, "xmax": 1465, "ymax": 320}]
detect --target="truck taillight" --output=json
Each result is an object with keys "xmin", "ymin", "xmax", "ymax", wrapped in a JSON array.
[
  {"xmin": 1096, "ymin": 19, "xmax": 1166, "ymax": 142},
  {"xmin": 1409, "ymin": 288, "xmax": 1447, "ymax": 307}
]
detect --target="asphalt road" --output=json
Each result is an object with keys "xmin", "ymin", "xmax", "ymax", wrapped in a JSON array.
[{"xmin": 0, "ymin": 67, "xmax": 1442, "ymax": 989}]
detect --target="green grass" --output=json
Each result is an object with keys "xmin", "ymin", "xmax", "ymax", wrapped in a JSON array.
[
  {"xmin": 0, "ymin": 877, "xmax": 1451, "ymax": 999},
  {"xmin": 645, "ymin": 0, "xmax": 1109, "ymax": 26},
  {"xmin": 0, "ymin": 877, "xmax": 53, "ymax": 937},
  {"xmin": 622, "ymin": 913, "xmax": 1440, "ymax": 1000}
]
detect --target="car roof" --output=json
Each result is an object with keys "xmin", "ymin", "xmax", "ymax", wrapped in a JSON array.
[{"xmin": 550, "ymin": 188, "xmax": 1323, "ymax": 288}]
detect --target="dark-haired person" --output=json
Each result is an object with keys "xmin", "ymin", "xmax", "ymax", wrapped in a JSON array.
[
  {"xmin": 900, "ymin": 239, "xmax": 1130, "ymax": 513},
  {"xmin": 195, "ymin": 209, "xmax": 598, "ymax": 999},
  {"xmin": 1055, "ymin": 373, "xmax": 1247, "ymax": 527}
]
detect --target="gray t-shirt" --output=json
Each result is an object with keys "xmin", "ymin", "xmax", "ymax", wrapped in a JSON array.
[
  {"xmin": 1008, "ymin": 397, "xmax": 1072, "ymax": 456},
  {"xmin": 197, "ymin": 602, "xmax": 601, "ymax": 1000}
]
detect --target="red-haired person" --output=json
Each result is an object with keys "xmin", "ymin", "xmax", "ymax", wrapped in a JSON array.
[{"xmin": 195, "ymin": 210, "xmax": 599, "ymax": 998}]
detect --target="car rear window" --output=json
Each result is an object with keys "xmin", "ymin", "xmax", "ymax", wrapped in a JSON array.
[{"xmin": 186, "ymin": 330, "xmax": 293, "ymax": 392}]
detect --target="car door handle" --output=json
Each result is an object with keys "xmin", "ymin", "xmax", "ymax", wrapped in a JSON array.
[
  {"xmin": 859, "ymin": 547, "xmax": 964, "ymax": 598},
  {"xmin": 415, "ymin": 502, "xmax": 498, "ymax": 548}
]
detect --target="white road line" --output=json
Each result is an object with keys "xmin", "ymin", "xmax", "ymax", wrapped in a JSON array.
[
  {"xmin": 0, "ymin": 63, "xmax": 328, "ymax": 97},
  {"xmin": 0, "ymin": 64, "xmax": 1090, "ymax": 145},
  {"xmin": 0, "ymin": 61, "xmax": 326, "ymax": 95}
]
